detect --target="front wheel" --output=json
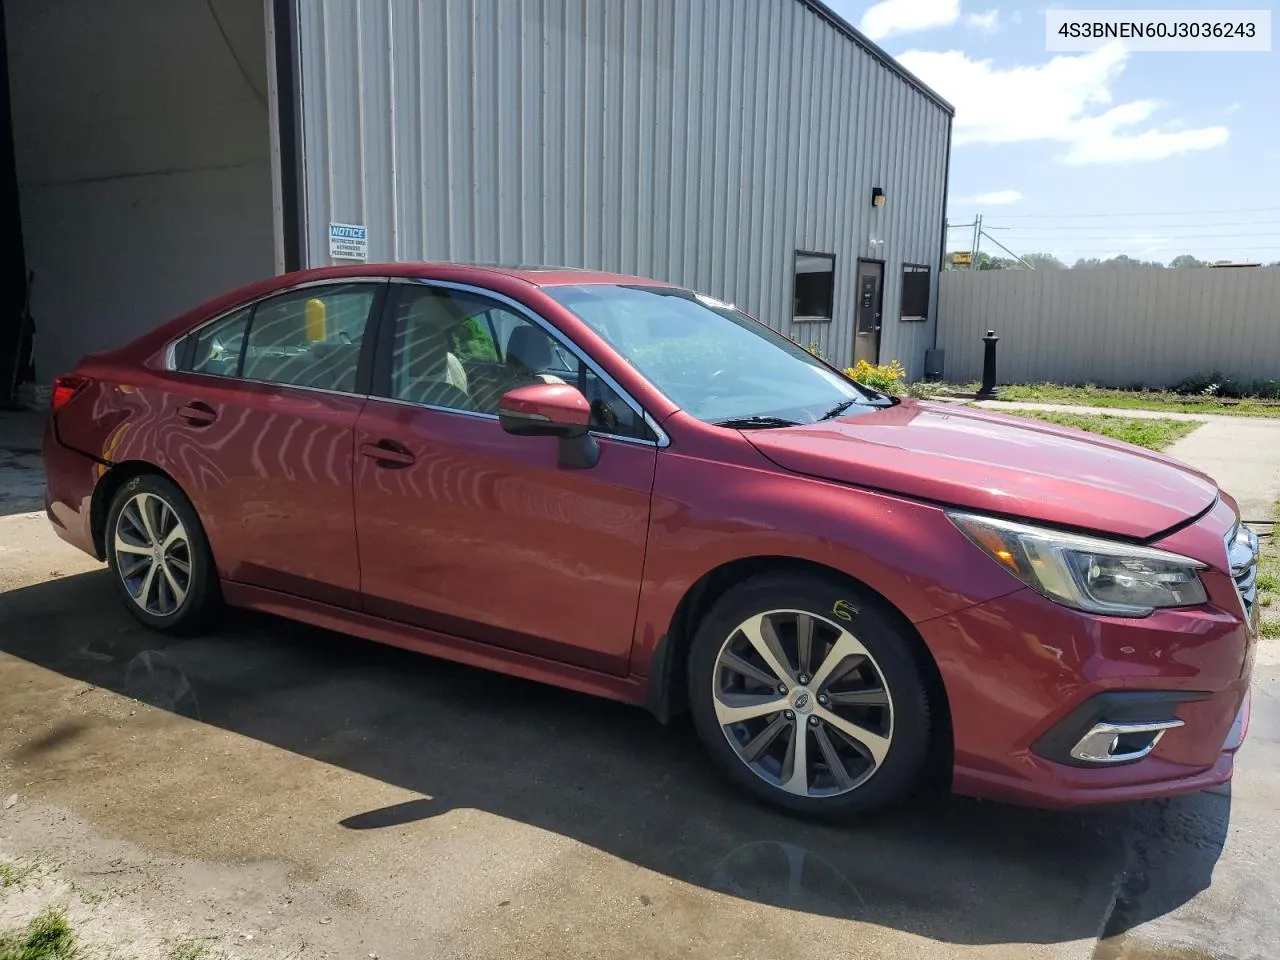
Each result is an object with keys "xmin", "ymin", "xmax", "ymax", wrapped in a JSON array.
[
  {"xmin": 687, "ymin": 573, "xmax": 935, "ymax": 819},
  {"xmin": 105, "ymin": 474, "xmax": 220, "ymax": 633}
]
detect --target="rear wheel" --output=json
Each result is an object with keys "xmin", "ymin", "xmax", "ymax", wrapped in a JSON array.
[
  {"xmin": 105, "ymin": 475, "xmax": 219, "ymax": 632},
  {"xmin": 687, "ymin": 573, "xmax": 934, "ymax": 819}
]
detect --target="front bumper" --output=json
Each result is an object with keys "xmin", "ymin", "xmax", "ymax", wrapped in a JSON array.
[{"xmin": 918, "ymin": 503, "xmax": 1254, "ymax": 809}]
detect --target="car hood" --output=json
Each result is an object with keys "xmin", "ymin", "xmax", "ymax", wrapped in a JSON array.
[{"xmin": 745, "ymin": 400, "xmax": 1218, "ymax": 540}]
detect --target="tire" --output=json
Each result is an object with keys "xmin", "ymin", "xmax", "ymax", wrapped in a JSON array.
[
  {"xmin": 104, "ymin": 474, "xmax": 220, "ymax": 633},
  {"xmin": 687, "ymin": 572, "xmax": 934, "ymax": 820}
]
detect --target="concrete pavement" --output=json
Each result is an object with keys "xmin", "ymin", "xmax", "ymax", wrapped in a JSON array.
[{"xmin": 970, "ymin": 400, "xmax": 1276, "ymax": 424}]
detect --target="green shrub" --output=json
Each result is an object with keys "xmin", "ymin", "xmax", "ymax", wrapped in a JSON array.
[{"xmin": 1174, "ymin": 371, "xmax": 1225, "ymax": 396}]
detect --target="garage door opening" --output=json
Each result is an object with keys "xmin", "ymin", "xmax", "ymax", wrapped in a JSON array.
[{"xmin": 0, "ymin": 0, "xmax": 284, "ymax": 400}]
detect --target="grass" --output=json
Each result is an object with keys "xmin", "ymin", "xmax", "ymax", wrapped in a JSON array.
[
  {"xmin": 994, "ymin": 410, "xmax": 1200, "ymax": 451},
  {"xmin": 169, "ymin": 940, "xmax": 221, "ymax": 960},
  {"xmin": 1258, "ymin": 503, "xmax": 1278, "ymax": 640},
  {"xmin": 0, "ymin": 909, "xmax": 78, "ymax": 960},
  {"xmin": 975, "ymin": 383, "xmax": 1280, "ymax": 418},
  {"xmin": 0, "ymin": 862, "xmax": 37, "ymax": 889}
]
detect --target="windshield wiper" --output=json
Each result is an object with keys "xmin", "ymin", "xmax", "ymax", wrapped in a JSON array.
[
  {"xmin": 713, "ymin": 415, "xmax": 802, "ymax": 429},
  {"xmin": 817, "ymin": 399, "xmax": 859, "ymax": 421}
]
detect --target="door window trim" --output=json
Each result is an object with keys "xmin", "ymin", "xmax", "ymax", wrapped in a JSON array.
[
  {"xmin": 165, "ymin": 278, "xmax": 388, "ymax": 399},
  {"xmin": 376, "ymin": 278, "xmax": 670, "ymax": 448}
]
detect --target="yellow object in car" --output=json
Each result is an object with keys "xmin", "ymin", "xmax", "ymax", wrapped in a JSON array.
[{"xmin": 305, "ymin": 298, "xmax": 327, "ymax": 341}]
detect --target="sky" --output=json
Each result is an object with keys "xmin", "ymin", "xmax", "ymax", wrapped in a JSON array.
[{"xmin": 826, "ymin": 0, "xmax": 1280, "ymax": 265}]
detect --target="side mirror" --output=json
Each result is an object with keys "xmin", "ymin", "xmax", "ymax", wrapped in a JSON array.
[{"xmin": 498, "ymin": 383, "xmax": 599, "ymax": 468}]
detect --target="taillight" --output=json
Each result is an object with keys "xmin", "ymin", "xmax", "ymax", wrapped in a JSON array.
[{"xmin": 51, "ymin": 374, "xmax": 90, "ymax": 413}]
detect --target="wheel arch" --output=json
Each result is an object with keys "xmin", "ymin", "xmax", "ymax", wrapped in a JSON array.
[
  {"xmin": 91, "ymin": 460, "xmax": 191, "ymax": 560},
  {"xmin": 646, "ymin": 555, "xmax": 953, "ymax": 784}
]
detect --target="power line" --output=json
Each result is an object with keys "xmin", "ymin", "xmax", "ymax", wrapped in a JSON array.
[
  {"xmin": 956, "ymin": 205, "xmax": 1280, "ymax": 220},
  {"xmin": 1035, "ymin": 249, "xmax": 1280, "ymax": 258},
  {"xmin": 990, "ymin": 219, "xmax": 1280, "ymax": 232},
  {"xmin": 983, "ymin": 232, "xmax": 1280, "ymax": 242}
]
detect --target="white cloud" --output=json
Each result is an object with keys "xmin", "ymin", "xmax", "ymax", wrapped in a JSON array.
[
  {"xmin": 897, "ymin": 43, "xmax": 1230, "ymax": 164},
  {"xmin": 1225, "ymin": 102, "xmax": 1242, "ymax": 114},
  {"xmin": 952, "ymin": 189, "xmax": 1024, "ymax": 205},
  {"xmin": 965, "ymin": 9, "xmax": 1000, "ymax": 33},
  {"xmin": 859, "ymin": 0, "xmax": 959, "ymax": 41}
]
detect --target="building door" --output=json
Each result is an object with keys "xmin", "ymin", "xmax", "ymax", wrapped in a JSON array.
[
  {"xmin": 853, "ymin": 260, "xmax": 884, "ymax": 365},
  {"xmin": 0, "ymin": 2, "xmax": 32, "ymax": 401}
]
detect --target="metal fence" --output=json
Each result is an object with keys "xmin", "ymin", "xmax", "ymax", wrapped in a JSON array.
[{"xmin": 937, "ymin": 267, "xmax": 1280, "ymax": 387}]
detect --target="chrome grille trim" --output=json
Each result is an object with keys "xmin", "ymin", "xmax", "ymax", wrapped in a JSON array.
[{"xmin": 1226, "ymin": 522, "xmax": 1261, "ymax": 625}]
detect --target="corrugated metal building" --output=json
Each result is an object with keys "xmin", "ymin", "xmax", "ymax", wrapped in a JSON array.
[{"xmin": 1, "ymin": 0, "xmax": 951, "ymax": 393}]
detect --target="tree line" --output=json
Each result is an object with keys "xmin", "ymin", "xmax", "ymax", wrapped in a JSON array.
[{"xmin": 946, "ymin": 252, "xmax": 1280, "ymax": 271}]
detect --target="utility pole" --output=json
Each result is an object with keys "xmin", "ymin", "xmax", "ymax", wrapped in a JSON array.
[{"xmin": 970, "ymin": 214, "xmax": 982, "ymax": 270}]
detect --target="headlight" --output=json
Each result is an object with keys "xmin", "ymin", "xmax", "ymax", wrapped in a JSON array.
[{"xmin": 948, "ymin": 512, "xmax": 1207, "ymax": 617}]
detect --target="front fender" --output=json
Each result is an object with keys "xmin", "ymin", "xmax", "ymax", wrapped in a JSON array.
[{"xmin": 628, "ymin": 448, "xmax": 1022, "ymax": 677}]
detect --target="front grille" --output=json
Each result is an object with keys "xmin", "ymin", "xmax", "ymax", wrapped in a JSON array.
[{"xmin": 1226, "ymin": 523, "xmax": 1261, "ymax": 627}]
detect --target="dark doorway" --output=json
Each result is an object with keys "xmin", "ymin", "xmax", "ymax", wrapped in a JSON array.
[
  {"xmin": 854, "ymin": 259, "xmax": 883, "ymax": 365},
  {"xmin": 0, "ymin": 0, "xmax": 32, "ymax": 405}
]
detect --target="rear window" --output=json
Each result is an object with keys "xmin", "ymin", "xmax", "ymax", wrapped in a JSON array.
[
  {"xmin": 176, "ymin": 284, "xmax": 378, "ymax": 393},
  {"xmin": 184, "ymin": 307, "xmax": 250, "ymax": 377}
]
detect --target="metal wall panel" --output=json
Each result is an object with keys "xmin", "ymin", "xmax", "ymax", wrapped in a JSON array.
[
  {"xmin": 295, "ymin": 0, "xmax": 951, "ymax": 374},
  {"xmin": 938, "ymin": 268, "xmax": 1280, "ymax": 387}
]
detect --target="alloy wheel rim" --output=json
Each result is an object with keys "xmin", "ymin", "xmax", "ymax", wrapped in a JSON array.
[
  {"xmin": 113, "ymin": 493, "xmax": 192, "ymax": 617},
  {"xmin": 712, "ymin": 609, "xmax": 894, "ymax": 798}
]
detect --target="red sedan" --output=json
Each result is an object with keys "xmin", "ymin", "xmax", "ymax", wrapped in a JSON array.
[{"xmin": 42, "ymin": 263, "xmax": 1257, "ymax": 817}]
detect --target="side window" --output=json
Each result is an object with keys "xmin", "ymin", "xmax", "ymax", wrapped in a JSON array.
[
  {"xmin": 389, "ymin": 286, "xmax": 652, "ymax": 439},
  {"xmin": 241, "ymin": 285, "xmax": 378, "ymax": 391},
  {"xmin": 184, "ymin": 306, "xmax": 251, "ymax": 376}
]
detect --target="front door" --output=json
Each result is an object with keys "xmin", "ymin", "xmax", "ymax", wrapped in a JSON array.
[
  {"xmin": 352, "ymin": 281, "xmax": 658, "ymax": 676},
  {"xmin": 853, "ymin": 260, "xmax": 884, "ymax": 365}
]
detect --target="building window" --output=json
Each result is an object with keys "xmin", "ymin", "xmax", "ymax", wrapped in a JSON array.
[
  {"xmin": 793, "ymin": 252, "xmax": 835, "ymax": 321},
  {"xmin": 901, "ymin": 264, "xmax": 931, "ymax": 321}
]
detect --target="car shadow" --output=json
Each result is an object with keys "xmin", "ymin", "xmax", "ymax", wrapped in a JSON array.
[{"xmin": 0, "ymin": 569, "xmax": 1229, "ymax": 947}]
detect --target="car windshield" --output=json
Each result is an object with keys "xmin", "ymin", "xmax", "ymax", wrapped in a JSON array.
[{"xmin": 544, "ymin": 284, "xmax": 891, "ymax": 427}]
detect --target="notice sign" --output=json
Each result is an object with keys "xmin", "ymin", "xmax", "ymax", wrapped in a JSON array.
[{"xmin": 329, "ymin": 222, "xmax": 368, "ymax": 261}]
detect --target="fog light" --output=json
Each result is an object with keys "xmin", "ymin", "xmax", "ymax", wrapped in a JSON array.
[{"xmin": 1069, "ymin": 719, "xmax": 1183, "ymax": 764}]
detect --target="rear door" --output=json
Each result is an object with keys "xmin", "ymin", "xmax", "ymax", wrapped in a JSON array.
[
  {"xmin": 351, "ymin": 280, "xmax": 658, "ymax": 675},
  {"xmin": 161, "ymin": 280, "xmax": 386, "ymax": 607}
]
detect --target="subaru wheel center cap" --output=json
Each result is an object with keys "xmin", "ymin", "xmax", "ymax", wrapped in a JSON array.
[{"xmin": 790, "ymin": 687, "xmax": 814, "ymax": 714}]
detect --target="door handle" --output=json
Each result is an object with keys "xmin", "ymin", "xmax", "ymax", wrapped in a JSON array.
[
  {"xmin": 177, "ymin": 402, "xmax": 217, "ymax": 426},
  {"xmin": 360, "ymin": 440, "xmax": 416, "ymax": 468}
]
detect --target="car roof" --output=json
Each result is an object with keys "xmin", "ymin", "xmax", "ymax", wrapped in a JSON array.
[{"xmin": 280, "ymin": 262, "xmax": 677, "ymax": 290}]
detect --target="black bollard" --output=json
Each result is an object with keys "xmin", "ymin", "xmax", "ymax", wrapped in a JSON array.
[{"xmin": 976, "ymin": 330, "xmax": 1000, "ymax": 398}]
